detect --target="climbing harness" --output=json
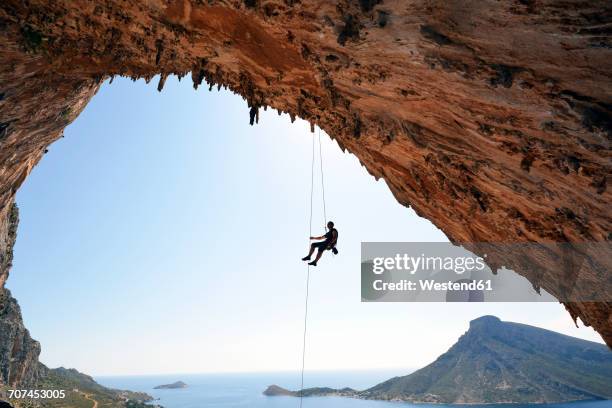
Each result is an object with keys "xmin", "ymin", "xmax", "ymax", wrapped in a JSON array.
[{"xmin": 299, "ymin": 128, "xmax": 327, "ymax": 407}]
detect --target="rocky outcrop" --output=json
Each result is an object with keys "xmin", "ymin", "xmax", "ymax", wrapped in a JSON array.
[
  {"xmin": 0, "ymin": 0, "xmax": 610, "ymax": 348},
  {"xmin": 0, "ymin": 289, "xmax": 41, "ymax": 390},
  {"xmin": 0, "ymin": 204, "xmax": 18, "ymax": 290},
  {"xmin": 263, "ymin": 385, "xmax": 296, "ymax": 397},
  {"xmin": 0, "ymin": 204, "xmax": 41, "ymax": 390}
]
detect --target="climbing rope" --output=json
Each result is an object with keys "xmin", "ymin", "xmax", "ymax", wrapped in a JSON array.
[
  {"xmin": 299, "ymin": 129, "xmax": 316, "ymax": 407},
  {"xmin": 299, "ymin": 127, "xmax": 327, "ymax": 407},
  {"xmin": 299, "ymin": 265, "xmax": 311, "ymax": 408},
  {"xmin": 318, "ymin": 128, "xmax": 327, "ymax": 228}
]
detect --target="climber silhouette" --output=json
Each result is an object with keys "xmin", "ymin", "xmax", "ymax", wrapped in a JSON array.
[{"xmin": 302, "ymin": 221, "xmax": 338, "ymax": 266}]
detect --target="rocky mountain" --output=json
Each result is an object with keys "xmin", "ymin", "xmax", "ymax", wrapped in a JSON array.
[
  {"xmin": 0, "ymin": 0, "xmax": 611, "ymax": 343},
  {"xmin": 265, "ymin": 316, "xmax": 612, "ymax": 404}
]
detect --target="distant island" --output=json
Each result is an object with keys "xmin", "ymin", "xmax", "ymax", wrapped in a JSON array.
[
  {"xmin": 264, "ymin": 316, "xmax": 612, "ymax": 404},
  {"xmin": 263, "ymin": 384, "xmax": 357, "ymax": 397},
  {"xmin": 154, "ymin": 381, "xmax": 188, "ymax": 389}
]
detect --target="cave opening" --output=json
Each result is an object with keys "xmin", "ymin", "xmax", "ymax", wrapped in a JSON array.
[{"xmin": 5, "ymin": 75, "xmax": 604, "ymax": 377}]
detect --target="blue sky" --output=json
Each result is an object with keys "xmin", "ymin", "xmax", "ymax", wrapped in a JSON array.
[{"xmin": 7, "ymin": 76, "xmax": 603, "ymax": 376}]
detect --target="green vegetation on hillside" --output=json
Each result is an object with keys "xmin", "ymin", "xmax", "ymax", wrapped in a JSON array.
[{"xmin": 4, "ymin": 367, "xmax": 159, "ymax": 408}]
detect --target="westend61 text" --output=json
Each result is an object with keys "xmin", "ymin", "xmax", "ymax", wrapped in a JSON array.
[{"xmin": 373, "ymin": 279, "xmax": 493, "ymax": 292}]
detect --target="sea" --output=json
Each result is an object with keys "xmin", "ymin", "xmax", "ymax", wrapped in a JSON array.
[{"xmin": 96, "ymin": 371, "xmax": 612, "ymax": 408}]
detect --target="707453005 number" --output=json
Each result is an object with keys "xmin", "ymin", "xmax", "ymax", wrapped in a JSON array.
[{"xmin": 8, "ymin": 389, "xmax": 66, "ymax": 399}]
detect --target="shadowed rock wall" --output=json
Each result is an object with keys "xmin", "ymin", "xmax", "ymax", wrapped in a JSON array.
[{"xmin": 0, "ymin": 204, "xmax": 41, "ymax": 390}]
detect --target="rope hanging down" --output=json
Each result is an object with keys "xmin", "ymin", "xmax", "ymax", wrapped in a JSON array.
[
  {"xmin": 299, "ymin": 128, "xmax": 327, "ymax": 407},
  {"xmin": 318, "ymin": 128, "xmax": 327, "ymax": 228}
]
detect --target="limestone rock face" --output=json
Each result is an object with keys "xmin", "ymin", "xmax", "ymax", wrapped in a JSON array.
[
  {"xmin": 0, "ymin": 204, "xmax": 41, "ymax": 390},
  {"xmin": 0, "ymin": 289, "xmax": 41, "ymax": 389},
  {"xmin": 0, "ymin": 0, "xmax": 610, "ymax": 351},
  {"xmin": 0, "ymin": 204, "xmax": 18, "ymax": 289}
]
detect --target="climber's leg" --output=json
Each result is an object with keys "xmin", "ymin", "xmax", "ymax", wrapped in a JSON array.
[
  {"xmin": 302, "ymin": 243, "xmax": 317, "ymax": 261},
  {"xmin": 308, "ymin": 245, "xmax": 326, "ymax": 266}
]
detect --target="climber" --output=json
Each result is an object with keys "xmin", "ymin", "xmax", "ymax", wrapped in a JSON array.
[{"xmin": 301, "ymin": 221, "xmax": 338, "ymax": 266}]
